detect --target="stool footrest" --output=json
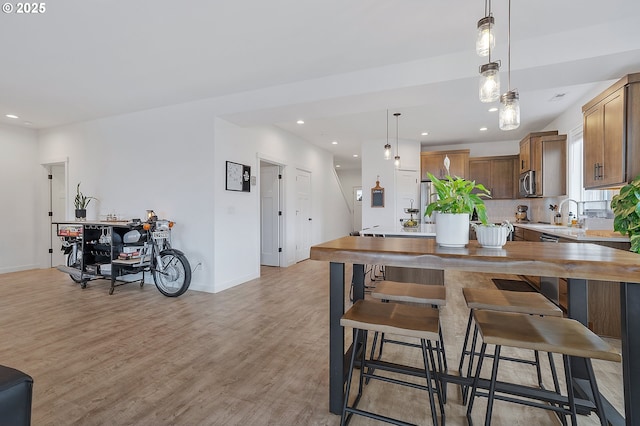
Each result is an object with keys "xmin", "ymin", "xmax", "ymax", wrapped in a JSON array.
[{"xmin": 365, "ymin": 359, "xmax": 438, "ymax": 381}]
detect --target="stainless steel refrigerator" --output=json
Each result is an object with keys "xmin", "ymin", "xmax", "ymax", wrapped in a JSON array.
[{"xmin": 420, "ymin": 181, "xmax": 436, "ymax": 223}]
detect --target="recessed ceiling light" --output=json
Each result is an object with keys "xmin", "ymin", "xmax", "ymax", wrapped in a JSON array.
[
  {"xmin": 5, "ymin": 114, "xmax": 19, "ymax": 119},
  {"xmin": 480, "ymin": 127, "xmax": 488, "ymax": 131},
  {"xmin": 488, "ymin": 107, "xmax": 498, "ymax": 112},
  {"xmin": 421, "ymin": 132, "xmax": 429, "ymax": 136},
  {"xmin": 296, "ymin": 120, "xmax": 304, "ymax": 124},
  {"xmin": 332, "ymin": 141, "xmax": 338, "ymax": 145},
  {"xmin": 335, "ymin": 164, "xmax": 341, "ymax": 168},
  {"xmin": 353, "ymin": 154, "xmax": 359, "ymax": 158}
]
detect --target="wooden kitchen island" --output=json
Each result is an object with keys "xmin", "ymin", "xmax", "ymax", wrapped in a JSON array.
[{"xmin": 310, "ymin": 236, "xmax": 640, "ymax": 425}]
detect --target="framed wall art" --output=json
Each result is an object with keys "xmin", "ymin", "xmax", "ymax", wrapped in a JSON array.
[
  {"xmin": 226, "ymin": 161, "xmax": 251, "ymax": 192},
  {"xmin": 371, "ymin": 179, "xmax": 384, "ymax": 208}
]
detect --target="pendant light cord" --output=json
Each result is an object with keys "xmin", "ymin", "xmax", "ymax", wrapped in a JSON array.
[{"xmin": 507, "ymin": 0, "xmax": 511, "ymax": 90}]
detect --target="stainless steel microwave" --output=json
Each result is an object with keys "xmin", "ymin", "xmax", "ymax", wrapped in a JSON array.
[{"xmin": 519, "ymin": 170, "xmax": 536, "ymax": 197}]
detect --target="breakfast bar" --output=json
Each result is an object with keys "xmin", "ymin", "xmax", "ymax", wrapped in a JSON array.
[{"xmin": 310, "ymin": 236, "xmax": 640, "ymax": 425}]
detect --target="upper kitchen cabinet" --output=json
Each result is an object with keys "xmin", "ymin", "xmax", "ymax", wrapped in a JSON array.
[
  {"xmin": 469, "ymin": 155, "xmax": 518, "ymax": 199},
  {"xmin": 519, "ymin": 131, "xmax": 558, "ymax": 174},
  {"xmin": 532, "ymin": 134, "xmax": 566, "ymax": 197},
  {"xmin": 582, "ymin": 72, "xmax": 640, "ymax": 189},
  {"xmin": 421, "ymin": 149, "xmax": 469, "ymax": 181}
]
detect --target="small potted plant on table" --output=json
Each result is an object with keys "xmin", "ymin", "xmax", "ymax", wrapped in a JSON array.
[
  {"xmin": 425, "ymin": 156, "xmax": 491, "ymax": 247},
  {"xmin": 74, "ymin": 182, "xmax": 97, "ymax": 221}
]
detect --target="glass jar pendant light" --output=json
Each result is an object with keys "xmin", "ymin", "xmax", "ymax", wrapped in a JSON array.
[
  {"xmin": 383, "ymin": 109, "xmax": 392, "ymax": 160},
  {"xmin": 476, "ymin": 15, "xmax": 495, "ymax": 57},
  {"xmin": 479, "ymin": 62, "xmax": 500, "ymax": 102},
  {"xmin": 499, "ymin": 0, "xmax": 520, "ymax": 130},
  {"xmin": 499, "ymin": 91, "xmax": 520, "ymax": 130}
]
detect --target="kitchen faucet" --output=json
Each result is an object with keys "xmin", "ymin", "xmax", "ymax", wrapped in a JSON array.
[{"xmin": 558, "ymin": 198, "xmax": 580, "ymax": 225}]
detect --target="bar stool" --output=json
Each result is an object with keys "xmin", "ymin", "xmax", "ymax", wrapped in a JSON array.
[
  {"xmin": 370, "ymin": 281, "xmax": 448, "ymax": 371},
  {"xmin": 458, "ymin": 287, "xmax": 563, "ymax": 402},
  {"xmin": 340, "ymin": 299, "xmax": 445, "ymax": 426},
  {"xmin": 466, "ymin": 309, "xmax": 621, "ymax": 425}
]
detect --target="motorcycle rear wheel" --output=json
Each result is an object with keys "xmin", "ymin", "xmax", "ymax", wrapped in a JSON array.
[
  {"xmin": 152, "ymin": 250, "xmax": 191, "ymax": 297},
  {"xmin": 67, "ymin": 250, "xmax": 83, "ymax": 283}
]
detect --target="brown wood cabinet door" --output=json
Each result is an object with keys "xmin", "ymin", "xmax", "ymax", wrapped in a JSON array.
[
  {"xmin": 469, "ymin": 159, "xmax": 491, "ymax": 195},
  {"xmin": 532, "ymin": 136, "xmax": 543, "ymax": 196},
  {"xmin": 421, "ymin": 153, "xmax": 444, "ymax": 180},
  {"xmin": 601, "ymin": 90, "xmax": 625, "ymax": 186},
  {"xmin": 583, "ymin": 105, "xmax": 603, "ymax": 188},
  {"xmin": 491, "ymin": 157, "xmax": 516, "ymax": 199},
  {"xmin": 519, "ymin": 138, "xmax": 531, "ymax": 173}
]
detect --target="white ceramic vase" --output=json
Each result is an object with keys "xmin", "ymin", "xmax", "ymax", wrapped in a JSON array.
[
  {"xmin": 475, "ymin": 225, "xmax": 509, "ymax": 248},
  {"xmin": 435, "ymin": 212, "xmax": 470, "ymax": 247}
]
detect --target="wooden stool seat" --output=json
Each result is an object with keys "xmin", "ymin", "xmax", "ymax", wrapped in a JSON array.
[
  {"xmin": 340, "ymin": 300, "xmax": 444, "ymax": 425},
  {"xmin": 459, "ymin": 287, "xmax": 563, "ymax": 403},
  {"xmin": 467, "ymin": 309, "xmax": 621, "ymax": 425},
  {"xmin": 341, "ymin": 299, "xmax": 439, "ymax": 341},
  {"xmin": 372, "ymin": 280, "xmax": 446, "ymax": 306},
  {"xmin": 474, "ymin": 310, "xmax": 621, "ymax": 362},
  {"xmin": 463, "ymin": 287, "xmax": 563, "ymax": 316}
]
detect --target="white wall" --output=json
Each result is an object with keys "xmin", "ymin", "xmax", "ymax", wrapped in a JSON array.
[
  {"xmin": 0, "ymin": 124, "xmax": 39, "ymax": 273},
  {"xmin": 361, "ymin": 139, "xmax": 420, "ymax": 229},
  {"xmin": 336, "ymin": 168, "xmax": 362, "ymax": 216},
  {"xmin": 33, "ymin": 104, "xmax": 349, "ymax": 294}
]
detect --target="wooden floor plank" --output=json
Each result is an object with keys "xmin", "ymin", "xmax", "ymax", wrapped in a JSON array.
[{"xmin": 0, "ymin": 262, "xmax": 622, "ymax": 425}]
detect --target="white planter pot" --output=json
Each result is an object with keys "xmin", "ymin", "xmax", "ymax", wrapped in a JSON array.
[
  {"xmin": 435, "ymin": 212, "xmax": 470, "ymax": 248},
  {"xmin": 475, "ymin": 225, "xmax": 509, "ymax": 248}
]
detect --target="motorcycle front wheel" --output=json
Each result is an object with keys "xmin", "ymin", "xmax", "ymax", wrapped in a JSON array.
[{"xmin": 152, "ymin": 249, "xmax": 191, "ymax": 297}]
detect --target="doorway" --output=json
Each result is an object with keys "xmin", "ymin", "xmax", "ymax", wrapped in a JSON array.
[
  {"xmin": 295, "ymin": 169, "xmax": 312, "ymax": 262},
  {"xmin": 353, "ymin": 187, "xmax": 362, "ymax": 233},
  {"xmin": 260, "ymin": 160, "xmax": 283, "ymax": 267},
  {"xmin": 46, "ymin": 162, "xmax": 67, "ymax": 268}
]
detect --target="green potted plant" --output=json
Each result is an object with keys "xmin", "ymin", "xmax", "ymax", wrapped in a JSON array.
[
  {"xmin": 611, "ymin": 174, "xmax": 640, "ymax": 253},
  {"xmin": 425, "ymin": 157, "xmax": 491, "ymax": 247},
  {"xmin": 74, "ymin": 182, "xmax": 97, "ymax": 220}
]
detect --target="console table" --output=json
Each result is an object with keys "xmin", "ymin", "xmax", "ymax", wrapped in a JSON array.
[{"xmin": 310, "ymin": 236, "xmax": 640, "ymax": 425}]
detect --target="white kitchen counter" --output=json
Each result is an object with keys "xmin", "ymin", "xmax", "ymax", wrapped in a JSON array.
[
  {"xmin": 514, "ymin": 222, "xmax": 629, "ymax": 242},
  {"xmin": 360, "ymin": 224, "xmax": 436, "ymax": 237}
]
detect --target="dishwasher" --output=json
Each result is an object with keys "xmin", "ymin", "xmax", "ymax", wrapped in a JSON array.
[{"xmin": 539, "ymin": 233, "xmax": 560, "ymax": 305}]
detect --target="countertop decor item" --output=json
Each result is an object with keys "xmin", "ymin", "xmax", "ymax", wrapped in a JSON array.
[
  {"xmin": 611, "ymin": 174, "xmax": 640, "ymax": 253},
  {"xmin": 425, "ymin": 156, "xmax": 491, "ymax": 247},
  {"xmin": 472, "ymin": 220, "xmax": 513, "ymax": 248},
  {"xmin": 74, "ymin": 182, "xmax": 97, "ymax": 220}
]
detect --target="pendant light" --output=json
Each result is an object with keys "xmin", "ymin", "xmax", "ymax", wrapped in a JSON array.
[
  {"xmin": 393, "ymin": 112, "xmax": 401, "ymax": 169},
  {"xmin": 499, "ymin": 0, "xmax": 520, "ymax": 130},
  {"xmin": 383, "ymin": 109, "xmax": 392, "ymax": 160},
  {"xmin": 478, "ymin": 0, "xmax": 499, "ymax": 102},
  {"xmin": 476, "ymin": 0, "xmax": 495, "ymax": 57}
]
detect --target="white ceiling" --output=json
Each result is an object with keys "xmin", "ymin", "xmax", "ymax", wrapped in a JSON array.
[{"xmin": 2, "ymin": 0, "xmax": 640, "ymax": 170}]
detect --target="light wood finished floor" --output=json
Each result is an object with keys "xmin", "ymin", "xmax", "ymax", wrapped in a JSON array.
[{"xmin": 0, "ymin": 262, "xmax": 622, "ymax": 425}]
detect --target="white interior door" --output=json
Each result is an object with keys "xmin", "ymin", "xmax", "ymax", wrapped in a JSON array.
[
  {"xmin": 295, "ymin": 169, "xmax": 311, "ymax": 262},
  {"xmin": 50, "ymin": 164, "xmax": 66, "ymax": 267},
  {"xmin": 353, "ymin": 187, "xmax": 362, "ymax": 233},
  {"xmin": 395, "ymin": 170, "xmax": 420, "ymax": 224},
  {"xmin": 260, "ymin": 163, "xmax": 281, "ymax": 266}
]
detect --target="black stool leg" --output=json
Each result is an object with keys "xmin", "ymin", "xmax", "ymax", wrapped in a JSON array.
[
  {"xmin": 585, "ymin": 358, "xmax": 608, "ymax": 426},
  {"xmin": 563, "ymin": 355, "xmax": 578, "ymax": 426},
  {"xmin": 534, "ymin": 350, "xmax": 545, "ymax": 389},
  {"xmin": 438, "ymin": 324, "xmax": 448, "ymax": 372},
  {"xmin": 484, "ymin": 345, "xmax": 502, "ymax": 426},
  {"xmin": 463, "ymin": 323, "xmax": 480, "ymax": 404},
  {"xmin": 421, "ymin": 339, "xmax": 440, "ymax": 426},
  {"xmin": 341, "ymin": 328, "xmax": 363, "ymax": 426},
  {"xmin": 466, "ymin": 342, "xmax": 488, "ymax": 423},
  {"xmin": 458, "ymin": 311, "xmax": 474, "ymax": 376},
  {"xmin": 548, "ymin": 352, "xmax": 567, "ymax": 426}
]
